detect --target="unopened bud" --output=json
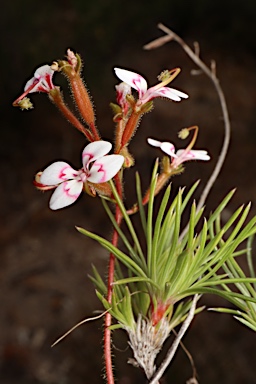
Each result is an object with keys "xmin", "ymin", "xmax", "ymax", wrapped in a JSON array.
[{"xmin": 67, "ymin": 48, "xmax": 78, "ymax": 69}]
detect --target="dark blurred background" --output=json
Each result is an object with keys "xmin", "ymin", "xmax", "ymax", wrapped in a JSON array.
[{"xmin": 1, "ymin": 1, "xmax": 256, "ymax": 383}]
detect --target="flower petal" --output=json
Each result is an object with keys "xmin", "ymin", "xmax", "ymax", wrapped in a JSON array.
[
  {"xmin": 143, "ymin": 86, "xmax": 189, "ymax": 103},
  {"xmin": 88, "ymin": 155, "xmax": 124, "ymax": 183},
  {"xmin": 114, "ymin": 68, "xmax": 148, "ymax": 98},
  {"xmin": 147, "ymin": 138, "xmax": 162, "ymax": 148},
  {"xmin": 115, "ymin": 82, "xmax": 132, "ymax": 110},
  {"xmin": 82, "ymin": 141, "xmax": 112, "ymax": 169},
  {"xmin": 148, "ymin": 138, "xmax": 176, "ymax": 157},
  {"xmin": 24, "ymin": 77, "xmax": 39, "ymax": 93},
  {"xmin": 49, "ymin": 180, "xmax": 83, "ymax": 210},
  {"xmin": 34, "ymin": 65, "xmax": 54, "ymax": 80},
  {"xmin": 160, "ymin": 142, "xmax": 177, "ymax": 157},
  {"xmin": 24, "ymin": 65, "xmax": 54, "ymax": 93},
  {"xmin": 40, "ymin": 161, "xmax": 79, "ymax": 185},
  {"xmin": 176, "ymin": 149, "xmax": 210, "ymax": 162}
]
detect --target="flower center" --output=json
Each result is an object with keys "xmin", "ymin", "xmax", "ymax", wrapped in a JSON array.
[{"xmin": 77, "ymin": 169, "xmax": 88, "ymax": 183}]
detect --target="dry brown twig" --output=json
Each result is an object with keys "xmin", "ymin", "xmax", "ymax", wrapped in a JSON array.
[
  {"xmin": 149, "ymin": 295, "xmax": 199, "ymax": 384},
  {"xmin": 143, "ymin": 24, "xmax": 231, "ymax": 383},
  {"xmin": 144, "ymin": 23, "xmax": 231, "ymax": 230}
]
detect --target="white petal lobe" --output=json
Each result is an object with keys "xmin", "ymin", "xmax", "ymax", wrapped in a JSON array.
[
  {"xmin": 82, "ymin": 141, "xmax": 112, "ymax": 168},
  {"xmin": 49, "ymin": 180, "xmax": 83, "ymax": 210},
  {"xmin": 40, "ymin": 161, "xmax": 78, "ymax": 185},
  {"xmin": 88, "ymin": 155, "xmax": 124, "ymax": 183}
]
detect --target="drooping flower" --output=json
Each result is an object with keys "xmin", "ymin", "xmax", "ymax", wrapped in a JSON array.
[
  {"xmin": 114, "ymin": 68, "xmax": 188, "ymax": 106},
  {"xmin": 13, "ymin": 65, "xmax": 56, "ymax": 107},
  {"xmin": 36, "ymin": 141, "xmax": 124, "ymax": 210},
  {"xmin": 24, "ymin": 65, "xmax": 55, "ymax": 94},
  {"xmin": 148, "ymin": 138, "xmax": 210, "ymax": 168}
]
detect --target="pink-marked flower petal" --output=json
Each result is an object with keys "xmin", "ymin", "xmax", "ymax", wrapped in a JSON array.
[
  {"xmin": 115, "ymin": 82, "xmax": 132, "ymax": 112},
  {"xmin": 147, "ymin": 138, "xmax": 162, "ymax": 147},
  {"xmin": 176, "ymin": 149, "xmax": 210, "ymax": 162},
  {"xmin": 82, "ymin": 141, "xmax": 112, "ymax": 169},
  {"xmin": 49, "ymin": 180, "xmax": 83, "ymax": 210},
  {"xmin": 88, "ymin": 155, "xmax": 124, "ymax": 183},
  {"xmin": 24, "ymin": 65, "xmax": 54, "ymax": 93},
  {"xmin": 148, "ymin": 138, "xmax": 176, "ymax": 157},
  {"xmin": 114, "ymin": 68, "xmax": 148, "ymax": 99},
  {"xmin": 159, "ymin": 142, "xmax": 177, "ymax": 157},
  {"xmin": 144, "ymin": 87, "xmax": 188, "ymax": 103},
  {"xmin": 40, "ymin": 161, "xmax": 79, "ymax": 186}
]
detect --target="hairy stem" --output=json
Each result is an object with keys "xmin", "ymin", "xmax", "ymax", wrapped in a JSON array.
[
  {"xmin": 49, "ymin": 88, "xmax": 94, "ymax": 141},
  {"xmin": 104, "ymin": 173, "xmax": 123, "ymax": 384}
]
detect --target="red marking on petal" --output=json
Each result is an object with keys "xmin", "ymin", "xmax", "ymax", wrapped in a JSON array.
[
  {"xmin": 63, "ymin": 182, "xmax": 80, "ymax": 199},
  {"xmin": 58, "ymin": 166, "xmax": 72, "ymax": 180},
  {"xmin": 92, "ymin": 162, "xmax": 107, "ymax": 182}
]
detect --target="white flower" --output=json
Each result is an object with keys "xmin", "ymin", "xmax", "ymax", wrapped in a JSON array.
[
  {"xmin": 24, "ymin": 65, "xmax": 55, "ymax": 94},
  {"xmin": 114, "ymin": 68, "xmax": 188, "ymax": 105},
  {"xmin": 13, "ymin": 65, "xmax": 56, "ymax": 107},
  {"xmin": 38, "ymin": 141, "xmax": 124, "ymax": 210},
  {"xmin": 148, "ymin": 138, "xmax": 210, "ymax": 168}
]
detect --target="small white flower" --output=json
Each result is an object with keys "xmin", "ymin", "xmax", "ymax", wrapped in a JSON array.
[
  {"xmin": 38, "ymin": 141, "xmax": 124, "ymax": 210},
  {"xmin": 148, "ymin": 138, "xmax": 210, "ymax": 168},
  {"xmin": 114, "ymin": 68, "xmax": 188, "ymax": 105},
  {"xmin": 24, "ymin": 65, "xmax": 55, "ymax": 94},
  {"xmin": 13, "ymin": 65, "xmax": 56, "ymax": 107}
]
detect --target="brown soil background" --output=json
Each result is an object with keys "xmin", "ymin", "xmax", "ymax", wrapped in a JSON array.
[{"xmin": 1, "ymin": 2, "xmax": 256, "ymax": 383}]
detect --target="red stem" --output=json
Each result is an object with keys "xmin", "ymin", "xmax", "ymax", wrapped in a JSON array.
[
  {"xmin": 121, "ymin": 111, "xmax": 141, "ymax": 147},
  {"xmin": 104, "ymin": 173, "xmax": 123, "ymax": 384},
  {"xmin": 89, "ymin": 121, "xmax": 101, "ymax": 141}
]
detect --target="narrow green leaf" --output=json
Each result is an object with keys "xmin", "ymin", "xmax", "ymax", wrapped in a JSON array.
[
  {"xmin": 151, "ymin": 185, "xmax": 171, "ymax": 280},
  {"xmin": 135, "ymin": 172, "xmax": 147, "ymax": 235},
  {"xmin": 147, "ymin": 172, "xmax": 158, "ymax": 277},
  {"xmin": 113, "ymin": 276, "xmax": 156, "ymax": 286},
  {"xmin": 77, "ymin": 227, "xmax": 147, "ymax": 278},
  {"xmin": 108, "ymin": 180, "xmax": 145, "ymax": 262},
  {"xmin": 234, "ymin": 316, "xmax": 256, "ymax": 332},
  {"xmin": 101, "ymin": 198, "xmax": 147, "ymax": 270}
]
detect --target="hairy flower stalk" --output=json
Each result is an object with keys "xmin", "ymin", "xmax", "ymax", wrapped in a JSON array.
[
  {"xmin": 49, "ymin": 88, "xmax": 94, "ymax": 140},
  {"xmin": 58, "ymin": 50, "xmax": 100, "ymax": 141}
]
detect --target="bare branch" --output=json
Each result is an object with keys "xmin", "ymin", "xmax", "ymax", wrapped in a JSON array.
[
  {"xmin": 149, "ymin": 295, "xmax": 199, "ymax": 384},
  {"xmin": 145, "ymin": 24, "xmax": 231, "ymax": 230}
]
